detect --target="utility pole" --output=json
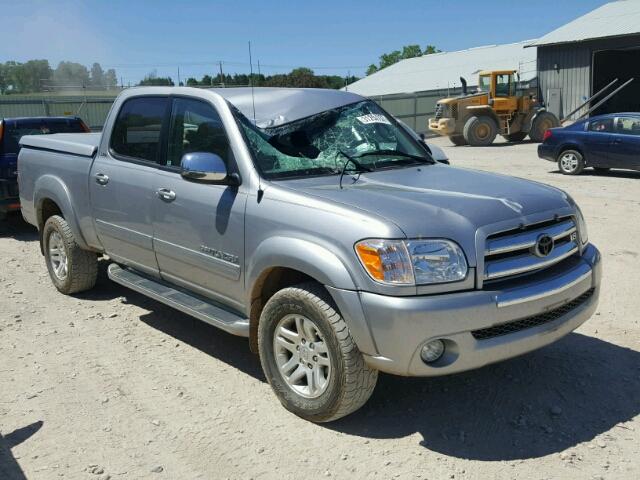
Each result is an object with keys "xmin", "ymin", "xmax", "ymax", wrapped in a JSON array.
[
  {"xmin": 257, "ymin": 60, "xmax": 261, "ymax": 86},
  {"xmin": 219, "ymin": 61, "xmax": 224, "ymax": 87},
  {"xmin": 177, "ymin": 66, "xmax": 181, "ymax": 86}
]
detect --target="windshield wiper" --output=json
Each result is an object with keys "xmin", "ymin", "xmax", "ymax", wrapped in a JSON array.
[
  {"xmin": 353, "ymin": 149, "xmax": 434, "ymax": 165},
  {"xmin": 337, "ymin": 150, "xmax": 373, "ymax": 189}
]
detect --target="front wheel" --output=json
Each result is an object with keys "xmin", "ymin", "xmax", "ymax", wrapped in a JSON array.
[
  {"xmin": 557, "ymin": 150, "xmax": 585, "ymax": 175},
  {"xmin": 463, "ymin": 116, "xmax": 498, "ymax": 146},
  {"xmin": 258, "ymin": 282, "xmax": 378, "ymax": 422}
]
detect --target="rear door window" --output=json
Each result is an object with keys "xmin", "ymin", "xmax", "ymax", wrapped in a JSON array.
[
  {"xmin": 588, "ymin": 118, "xmax": 614, "ymax": 133},
  {"xmin": 110, "ymin": 97, "xmax": 169, "ymax": 163},
  {"xmin": 166, "ymin": 97, "xmax": 231, "ymax": 167},
  {"xmin": 615, "ymin": 116, "xmax": 640, "ymax": 136}
]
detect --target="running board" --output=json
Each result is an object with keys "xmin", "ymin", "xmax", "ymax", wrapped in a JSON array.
[{"xmin": 107, "ymin": 264, "xmax": 250, "ymax": 337}]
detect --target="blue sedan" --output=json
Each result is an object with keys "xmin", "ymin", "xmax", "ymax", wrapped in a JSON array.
[{"xmin": 538, "ymin": 113, "xmax": 640, "ymax": 175}]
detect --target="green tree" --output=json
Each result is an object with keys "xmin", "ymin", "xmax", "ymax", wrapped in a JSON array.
[
  {"xmin": 366, "ymin": 64, "xmax": 378, "ymax": 76},
  {"xmin": 379, "ymin": 50, "xmax": 402, "ymax": 69},
  {"xmin": 138, "ymin": 71, "xmax": 174, "ymax": 86},
  {"xmin": 401, "ymin": 45, "xmax": 422, "ymax": 59},
  {"xmin": 54, "ymin": 61, "xmax": 90, "ymax": 87},
  {"xmin": 423, "ymin": 45, "xmax": 441, "ymax": 55},
  {"xmin": 104, "ymin": 69, "xmax": 118, "ymax": 88},
  {"xmin": 90, "ymin": 62, "xmax": 104, "ymax": 87}
]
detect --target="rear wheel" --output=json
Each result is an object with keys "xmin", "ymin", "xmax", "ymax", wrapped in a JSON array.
[
  {"xmin": 502, "ymin": 131, "xmax": 527, "ymax": 142},
  {"xmin": 43, "ymin": 215, "xmax": 98, "ymax": 294},
  {"xmin": 463, "ymin": 116, "xmax": 498, "ymax": 146},
  {"xmin": 529, "ymin": 112, "xmax": 560, "ymax": 142},
  {"xmin": 258, "ymin": 282, "xmax": 378, "ymax": 422},
  {"xmin": 449, "ymin": 135, "xmax": 467, "ymax": 146},
  {"xmin": 557, "ymin": 150, "xmax": 585, "ymax": 175}
]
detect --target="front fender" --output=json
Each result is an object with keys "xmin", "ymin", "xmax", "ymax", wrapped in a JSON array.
[
  {"xmin": 34, "ymin": 175, "xmax": 89, "ymax": 250},
  {"xmin": 246, "ymin": 236, "xmax": 378, "ymax": 355},
  {"xmin": 246, "ymin": 236, "xmax": 357, "ymax": 292}
]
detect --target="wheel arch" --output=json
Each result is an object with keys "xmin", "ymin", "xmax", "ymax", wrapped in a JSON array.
[
  {"xmin": 34, "ymin": 175, "xmax": 89, "ymax": 253},
  {"xmin": 246, "ymin": 237, "xmax": 361, "ymax": 353}
]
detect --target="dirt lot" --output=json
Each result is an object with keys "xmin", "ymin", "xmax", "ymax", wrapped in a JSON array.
[{"xmin": 1, "ymin": 137, "xmax": 639, "ymax": 480}]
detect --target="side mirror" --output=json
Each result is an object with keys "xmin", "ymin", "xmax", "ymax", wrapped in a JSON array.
[{"xmin": 180, "ymin": 152, "xmax": 238, "ymax": 185}]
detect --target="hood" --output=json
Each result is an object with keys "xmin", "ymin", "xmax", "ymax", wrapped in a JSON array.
[{"xmin": 277, "ymin": 164, "xmax": 572, "ymax": 260}]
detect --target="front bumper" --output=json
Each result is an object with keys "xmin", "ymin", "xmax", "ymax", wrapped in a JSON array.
[
  {"xmin": 428, "ymin": 117, "xmax": 456, "ymax": 136},
  {"xmin": 332, "ymin": 244, "xmax": 601, "ymax": 377},
  {"xmin": 538, "ymin": 144, "xmax": 557, "ymax": 162}
]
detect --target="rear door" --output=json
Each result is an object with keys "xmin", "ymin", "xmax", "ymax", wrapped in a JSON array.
[
  {"xmin": 151, "ymin": 96, "xmax": 247, "ymax": 308},
  {"xmin": 584, "ymin": 117, "xmax": 616, "ymax": 167},
  {"xmin": 609, "ymin": 116, "xmax": 640, "ymax": 170},
  {"xmin": 89, "ymin": 96, "xmax": 169, "ymax": 277}
]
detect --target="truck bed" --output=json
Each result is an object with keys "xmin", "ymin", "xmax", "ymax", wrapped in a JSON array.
[{"xmin": 19, "ymin": 132, "xmax": 101, "ymax": 157}]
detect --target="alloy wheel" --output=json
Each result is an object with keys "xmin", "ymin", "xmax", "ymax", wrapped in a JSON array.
[
  {"xmin": 273, "ymin": 314, "xmax": 331, "ymax": 398},
  {"xmin": 48, "ymin": 231, "xmax": 68, "ymax": 280}
]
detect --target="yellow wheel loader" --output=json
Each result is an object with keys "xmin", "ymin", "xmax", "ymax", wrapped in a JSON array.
[{"xmin": 428, "ymin": 70, "xmax": 560, "ymax": 146}]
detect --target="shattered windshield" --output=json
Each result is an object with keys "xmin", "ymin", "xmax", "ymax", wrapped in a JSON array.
[{"xmin": 234, "ymin": 100, "xmax": 431, "ymax": 179}]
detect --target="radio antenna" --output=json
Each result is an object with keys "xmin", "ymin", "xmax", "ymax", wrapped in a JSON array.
[{"xmin": 248, "ymin": 41, "xmax": 256, "ymax": 123}]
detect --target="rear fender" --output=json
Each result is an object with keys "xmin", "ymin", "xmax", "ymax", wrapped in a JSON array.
[{"xmin": 34, "ymin": 174, "xmax": 89, "ymax": 250}]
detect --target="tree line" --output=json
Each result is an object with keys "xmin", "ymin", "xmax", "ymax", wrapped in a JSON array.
[
  {"xmin": 139, "ymin": 67, "xmax": 359, "ymax": 90},
  {"xmin": 366, "ymin": 44, "xmax": 441, "ymax": 75},
  {"xmin": 0, "ymin": 60, "xmax": 118, "ymax": 94}
]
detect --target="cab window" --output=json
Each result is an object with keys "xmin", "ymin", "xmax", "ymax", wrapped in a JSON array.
[
  {"xmin": 495, "ymin": 74, "xmax": 514, "ymax": 97},
  {"xmin": 166, "ymin": 98, "xmax": 232, "ymax": 167},
  {"xmin": 478, "ymin": 75, "xmax": 491, "ymax": 93},
  {"xmin": 110, "ymin": 96, "xmax": 168, "ymax": 163},
  {"xmin": 589, "ymin": 118, "xmax": 614, "ymax": 133}
]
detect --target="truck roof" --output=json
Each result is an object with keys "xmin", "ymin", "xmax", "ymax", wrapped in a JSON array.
[{"xmin": 207, "ymin": 87, "xmax": 364, "ymax": 128}]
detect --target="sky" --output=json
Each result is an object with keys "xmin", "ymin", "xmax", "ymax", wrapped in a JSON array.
[{"xmin": 1, "ymin": 0, "xmax": 609, "ymax": 84}]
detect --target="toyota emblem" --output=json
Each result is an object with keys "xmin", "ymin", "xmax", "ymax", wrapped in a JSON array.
[{"xmin": 534, "ymin": 234, "xmax": 555, "ymax": 257}]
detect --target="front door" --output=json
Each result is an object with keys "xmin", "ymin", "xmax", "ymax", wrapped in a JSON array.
[
  {"xmin": 609, "ymin": 116, "xmax": 640, "ymax": 170},
  {"xmin": 89, "ymin": 96, "xmax": 169, "ymax": 277},
  {"xmin": 585, "ymin": 117, "xmax": 616, "ymax": 167},
  {"xmin": 152, "ymin": 97, "xmax": 247, "ymax": 309}
]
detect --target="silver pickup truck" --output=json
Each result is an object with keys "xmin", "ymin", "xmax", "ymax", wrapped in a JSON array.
[{"xmin": 18, "ymin": 87, "xmax": 601, "ymax": 422}]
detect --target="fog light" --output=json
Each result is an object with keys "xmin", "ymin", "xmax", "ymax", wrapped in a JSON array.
[{"xmin": 421, "ymin": 340, "xmax": 445, "ymax": 364}]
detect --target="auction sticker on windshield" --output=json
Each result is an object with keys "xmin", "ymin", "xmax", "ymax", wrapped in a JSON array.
[{"xmin": 356, "ymin": 114, "xmax": 391, "ymax": 125}]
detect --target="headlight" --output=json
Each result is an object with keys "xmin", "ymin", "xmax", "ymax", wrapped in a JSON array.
[
  {"xmin": 575, "ymin": 206, "xmax": 588, "ymax": 246},
  {"xmin": 355, "ymin": 239, "xmax": 468, "ymax": 285}
]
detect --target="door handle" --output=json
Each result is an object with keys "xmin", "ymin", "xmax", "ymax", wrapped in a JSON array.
[
  {"xmin": 156, "ymin": 188, "xmax": 176, "ymax": 201},
  {"xmin": 95, "ymin": 173, "xmax": 109, "ymax": 185}
]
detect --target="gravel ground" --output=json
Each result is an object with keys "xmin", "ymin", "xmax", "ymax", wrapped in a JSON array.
[{"xmin": 1, "ymin": 137, "xmax": 639, "ymax": 480}]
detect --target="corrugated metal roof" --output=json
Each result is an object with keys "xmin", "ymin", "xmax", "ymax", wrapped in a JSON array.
[
  {"xmin": 344, "ymin": 41, "xmax": 537, "ymax": 97},
  {"xmin": 528, "ymin": 0, "xmax": 640, "ymax": 47}
]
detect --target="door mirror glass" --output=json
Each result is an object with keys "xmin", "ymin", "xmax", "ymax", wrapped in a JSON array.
[{"xmin": 180, "ymin": 152, "xmax": 228, "ymax": 183}]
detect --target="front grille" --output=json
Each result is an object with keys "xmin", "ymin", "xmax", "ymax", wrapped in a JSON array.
[
  {"xmin": 483, "ymin": 217, "xmax": 579, "ymax": 282},
  {"xmin": 434, "ymin": 103, "xmax": 445, "ymax": 120},
  {"xmin": 471, "ymin": 288, "xmax": 595, "ymax": 340}
]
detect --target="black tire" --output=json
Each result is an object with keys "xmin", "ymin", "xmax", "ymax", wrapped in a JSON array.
[
  {"xmin": 258, "ymin": 282, "xmax": 378, "ymax": 422},
  {"xmin": 463, "ymin": 116, "xmax": 498, "ymax": 146},
  {"xmin": 557, "ymin": 149, "xmax": 585, "ymax": 175},
  {"xmin": 529, "ymin": 112, "xmax": 560, "ymax": 142},
  {"xmin": 449, "ymin": 135, "xmax": 467, "ymax": 146},
  {"xmin": 502, "ymin": 131, "xmax": 527, "ymax": 142},
  {"xmin": 42, "ymin": 215, "xmax": 98, "ymax": 294},
  {"xmin": 593, "ymin": 167, "xmax": 610, "ymax": 174}
]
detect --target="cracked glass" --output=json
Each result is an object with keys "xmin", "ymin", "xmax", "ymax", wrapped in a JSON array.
[{"xmin": 234, "ymin": 100, "xmax": 430, "ymax": 180}]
